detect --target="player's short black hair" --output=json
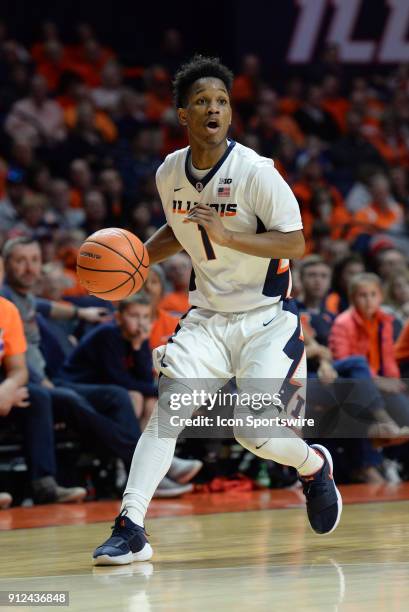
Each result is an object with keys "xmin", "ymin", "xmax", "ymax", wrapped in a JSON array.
[{"xmin": 173, "ymin": 54, "xmax": 234, "ymax": 108}]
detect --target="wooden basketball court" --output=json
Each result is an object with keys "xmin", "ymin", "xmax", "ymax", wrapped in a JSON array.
[{"xmin": 1, "ymin": 484, "xmax": 409, "ymax": 611}]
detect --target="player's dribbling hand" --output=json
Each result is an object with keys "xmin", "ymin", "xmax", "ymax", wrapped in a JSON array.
[{"xmin": 185, "ymin": 204, "xmax": 231, "ymax": 246}]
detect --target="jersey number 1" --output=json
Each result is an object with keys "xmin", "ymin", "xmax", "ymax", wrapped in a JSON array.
[{"xmin": 198, "ymin": 225, "xmax": 216, "ymax": 260}]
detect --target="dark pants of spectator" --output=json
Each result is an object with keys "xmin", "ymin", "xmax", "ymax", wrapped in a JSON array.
[
  {"xmin": 56, "ymin": 381, "xmax": 140, "ymax": 437},
  {"xmin": 381, "ymin": 391, "xmax": 409, "ymax": 428},
  {"xmin": 307, "ymin": 356, "xmax": 385, "ymax": 438},
  {"xmin": 1, "ymin": 384, "xmax": 57, "ymax": 480},
  {"xmin": 46, "ymin": 384, "xmax": 140, "ymax": 469},
  {"xmin": 306, "ymin": 356, "xmax": 385, "ymax": 470}
]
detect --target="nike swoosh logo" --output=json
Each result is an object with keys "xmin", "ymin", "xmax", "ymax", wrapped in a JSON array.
[
  {"xmin": 255, "ymin": 440, "xmax": 269, "ymax": 450},
  {"xmin": 263, "ymin": 318, "xmax": 274, "ymax": 327},
  {"xmin": 174, "ymin": 187, "xmax": 183, "ymax": 192}
]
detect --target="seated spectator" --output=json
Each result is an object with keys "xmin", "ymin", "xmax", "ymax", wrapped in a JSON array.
[
  {"xmin": 329, "ymin": 273, "xmax": 409, "ymax": 429},
  {"xmin": 390, "ymin": 165, "xmax": 409, "ymax": 209},
  {"xmin": 91, "ymin": 61, "xmax": 124, "ymax": 113},
  {"xmin": 369, "ymin": 113, "xmax": 409, "ymax": 168},
  {"xmin": 64, "ymin": 99, "xmax": 117, "ymax": 143},
  {"xmin": 303, "ymin": 187, "xmax": 352, "ymax": 251},
  {"xmin": 298, "ymin": 258, "xmax": 400, "ymax": 482},
  {"xmin": 60, "ymin": 292, "xmax": 202, "ymax": 494},
  {"xmin": 320, "ymin": 74, "xmax": 349, "ymax": 132},
  {"xmin": 330, "ymin": 111, "xmax": 384, "ymax": 192},
  {"xmin": 69, "ymin": 158, "xmax": 94, "ymax": 209},
  {"xmin": 248, "ymin": 88, "xmax": 304, "ymax": 156},
  {"xmin": 58, "ymin": 101, "xmax": 116, "ymax": 169},
  {"xmin": 0, "ymin": 281, "xmax": 86, "ymax": 504},
  {"xmin": 47, "ymin": 178, "xmax": 85, "ymax": 230},
  {"xmin": 292, "ymin": 158, "xmax": 344, "ymax": 215},
  {"xmin": 81, "ymin": 190, "xmax": 108, "ymax": 235},
  {"xmin": 117, "ymin": 126, "xmax": 162, "ymax": 197},
  {"xmin": 36, "ymin": 40, "xmax": 73, "ymax": 92},
  {"xmin": 98, "ymin": 169, "xmax": 129, "ymax": 225},
  {"xmin": 144, "ymin": 66, "xmax": 173, "ymax": 122},
  {"xmin": 61, "ymin": 292, "xmax": 156, "ymax": 428},
  {"xmin": 0, "ymin": 238, "xmax": 151, "ymax": 484},
  {"xmin": 7, "ymin": 193, "xmax": 49, "ymax": 240},
  {"xmin": 231, "ymin": 54, "xmax": 261, "ymax": 120},
  {"xmin": 30, "ymin": 21, "xmax": 60, "ymax": 64},
  {"xmin": 325, "ymin": 254, "xmax": 365, "ymax": 315},
  {"xmin": 384, "ymin": 270, "xmax": 409, "ymax": 323},
  {"xmin": 160, "ymin": 252, "xmax": 191, "ymax": 317},
  {"xmin": 373, "ymin": 247, "xmax": 408, "ymax": 282},
  {"xmin": 145, "ymin": 265, "xmax": 178, "ymax": 350},
  {"xmin": 115, "ymin": 89, "xmax": 147, "ymax": 142},
  {"xmin": 5, "ymin": 74, "xmax": 66, "ymax": 147},
  {"xmin": 293, "ymin": 84, "xmax": 339, "ymax": 143},
  {"xmin": 347, "ymin": 174, "xmax": 405, "ymax": 245},
  {"xmin": 0, "ymin": 168, "xmax": 26, "ymax": 232}
]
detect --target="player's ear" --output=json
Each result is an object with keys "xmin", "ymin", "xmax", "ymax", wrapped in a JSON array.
[{"xmin": 178, "ymin": 108, "xmax": 188, "ymax": 127}]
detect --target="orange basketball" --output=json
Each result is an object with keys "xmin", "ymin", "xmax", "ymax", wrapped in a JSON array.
[{"xmin": 76, "ymin": 228, "xmax": 149, "ymax": 301}]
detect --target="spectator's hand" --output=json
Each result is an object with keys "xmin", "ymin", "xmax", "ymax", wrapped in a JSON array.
[
  {"xmin": 306, "ymin": 341, "xmax": 332, "ymax": 361},
  {"xmin": 78, "ymin": 307, "xmax": 111, "ymax": 324},
  {"xmin": 41, "ymin": 378, "xmax": 54, "ymax": 389},
  {"xmin": 317, "ymin": 361, "xmax": 338, "ymax": 385},
  {"xmin": 375, "ymin": 377, "xmax": 406, "ymax": 394},
  {"xmin": 315, "ymin": 345, "xmax": 333, "ymax": 362},
  {"xmin": 12, "ymin": 386, "xmax": 30, "ymax": 408}
]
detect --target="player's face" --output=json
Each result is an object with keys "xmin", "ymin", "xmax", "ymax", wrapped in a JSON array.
[
  {"xmin": 353, "ymin": 283, "xmax": 382, "ymax": 319},
  {"xmin": 5, "ymin": 243, "xmax": 42, "ymax": 290},
  {"xmin": 178, "ymin": 77, "xmax": 232, "ymax": 148},
  {"xmin": 302, "ymin": 264, "xmax": 331, "ymax": 299},
  {"xmin": 118, "ymin": 303, "xmax": 151, "ymax": 339}
]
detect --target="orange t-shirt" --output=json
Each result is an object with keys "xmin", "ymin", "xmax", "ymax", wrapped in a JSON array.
[
  {"xmin": 0, "ymin": 297, "xmax": 27, "ymax": 368},
  {"xmin": 159, "ymin": 292, "xmax": 190, "ymax": 317},
  {"xmin": 347, "ymin": 201, "xmax": 404, "ymax": 241},
  {"xmin": 150, "ymin": 309, "xmax": 179, "ymax": 350}
]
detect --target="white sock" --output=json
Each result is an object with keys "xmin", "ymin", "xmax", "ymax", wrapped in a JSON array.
[
  {"xmin": 234, "ymin": 426, "xmax": 323, "ymax": 476},
  {"xmin": 121, "ymin": 377, "xmax": 195, "ymax": 526},
  {"xmin": 121, "ymin": 429, "xmax": 176, "ymax": 527}
]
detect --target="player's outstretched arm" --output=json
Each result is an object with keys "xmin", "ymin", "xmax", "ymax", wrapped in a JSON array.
[{"xmin": 144, "ymin": 223, "xmax": 184, "ymax": 265}]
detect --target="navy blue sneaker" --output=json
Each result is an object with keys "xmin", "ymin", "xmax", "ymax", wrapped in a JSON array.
[
  {"xmin": 300, "ymin": 444, "xmax": 343, "ymax": 535},
  {"xmin": 93, "ymin": 510, "xmax": 153, "ymax": 565}
]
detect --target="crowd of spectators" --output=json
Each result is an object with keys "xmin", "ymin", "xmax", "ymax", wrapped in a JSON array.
[{"xmin": 3, "ymin": 21, "xmax": 409, "ymax": 507}]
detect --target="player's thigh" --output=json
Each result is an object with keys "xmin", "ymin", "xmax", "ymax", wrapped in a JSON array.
[
  {"xmin": 236, "ymin": 300, "xmax": 306, "ymax": 418},
  {"xmin": 153, "ymin": 307, "xmax": 233, "ymax": 388}
]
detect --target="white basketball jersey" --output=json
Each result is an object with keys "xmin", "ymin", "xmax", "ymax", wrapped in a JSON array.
[{"xmin": 156, "ymin": 140, "xmax": 303, "ymax": 312}]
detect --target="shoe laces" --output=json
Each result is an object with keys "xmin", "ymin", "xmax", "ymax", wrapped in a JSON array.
[{"xmin": 111, "ymin": 509, "xmax": 148, "ymax": 537}]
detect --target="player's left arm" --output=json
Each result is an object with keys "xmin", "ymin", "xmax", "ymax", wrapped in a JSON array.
[{"xmin": 186, "ymin": 165, "xmax": 305, "ymax": 259}]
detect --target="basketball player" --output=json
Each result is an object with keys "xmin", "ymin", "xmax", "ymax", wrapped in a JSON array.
[{"xmin": 93, "ymin": 56, "xmax": 342, "ymax": 565}]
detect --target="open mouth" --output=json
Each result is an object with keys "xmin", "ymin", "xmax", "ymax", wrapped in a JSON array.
[{"xmin": 205, "ymin": 119, "xmax": 220, "ymax": 133}]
